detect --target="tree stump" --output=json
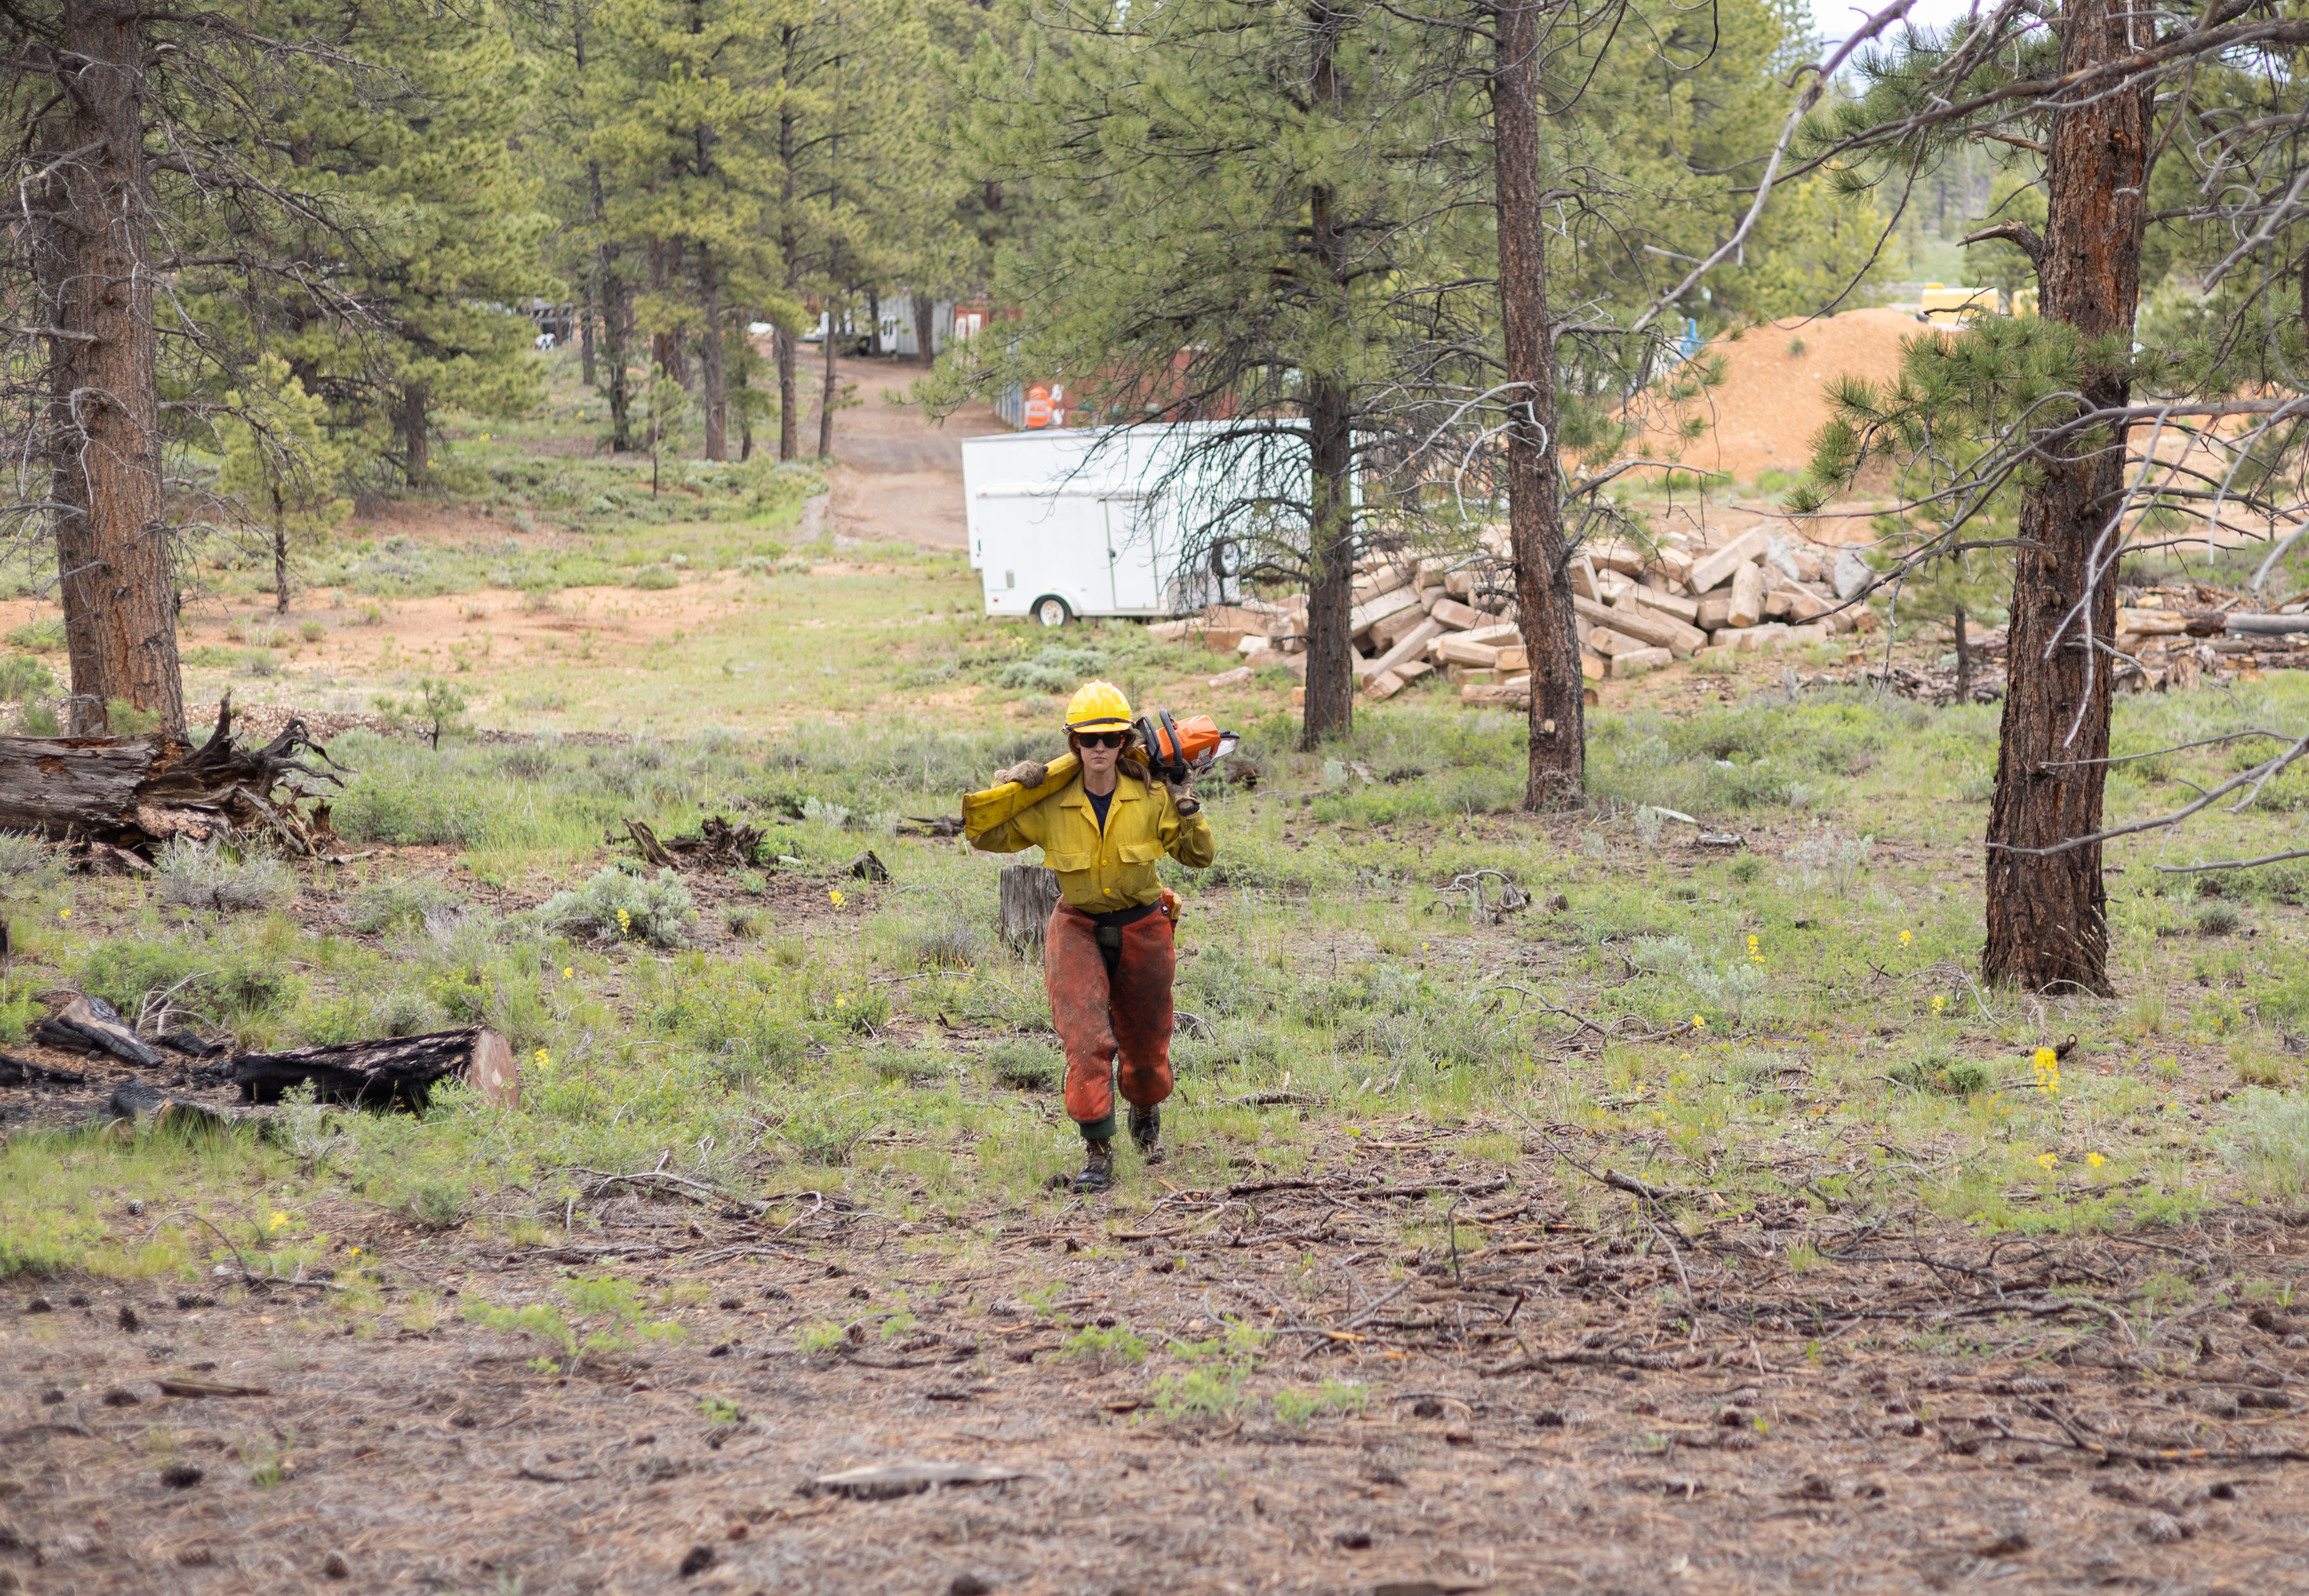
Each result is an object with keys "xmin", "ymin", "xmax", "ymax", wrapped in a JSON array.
[
  {"xmin": 998, "ymin": 864, "xmax": 1062, "ymax": 954},
  {"xmin": 0, "ymin": 691, "xmax": 340, "ymax": 853}
]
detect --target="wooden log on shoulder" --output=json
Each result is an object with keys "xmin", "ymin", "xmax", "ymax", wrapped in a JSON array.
[
  {"xmin": 231, "ymin": 1026, "xmax": 517, "ymax": 1110},
  {"xmin": 999, "ymin": 864, "xmax": 1063, "ymax": 954},
  {"xmin": 0, "ymin": 691, "xmax": 342, "ymax": 854}
]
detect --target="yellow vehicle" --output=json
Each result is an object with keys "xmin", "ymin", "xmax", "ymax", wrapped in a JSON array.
[{"xmin": 1918, "ymin": 283, "xmax": 1996, "ymax": 322}]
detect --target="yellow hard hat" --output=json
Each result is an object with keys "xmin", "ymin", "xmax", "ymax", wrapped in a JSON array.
[{"xmin": 1064, "ymin": 680, "xmax": 1133, "ymax": 732}]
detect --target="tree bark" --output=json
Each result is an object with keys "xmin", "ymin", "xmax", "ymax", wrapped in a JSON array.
[
  {"xmin": 271, "ymin": 488, "xmax": 290, "ymax": 614},
  {"xmin": 915, "ymin": 293, "xmax": 936, "ymax": 361},
  {"xmin": 777, "ymin": 30, "xmax": 802, "ymax": 462},
  {"xmin": 1298, "ymin": 4, "xmax": 1356, "ymax": 750},
  {"xmin": 0, "ymin": 694, "xmax": 340, "ymax": 852},
  {"xmin": 1490, "ymin": 0, "xmax": 1583, "ymax": 807},
  {"xmin": 35, "ymin": 0, "xmax": 182, "ymax": 737},
  {"xmin": 601, "ymin": 262, "xmax": 633, "ymax": 451},
  {"xmin": 1980, "ymin": 0, "xmax": 2151, "ymax": 995},
  {"xmin": 698, "ymin": 253, "xmax": 727, "ymax": 462},
  {"xmin": 399, "ymin": 383, "xmax": 430, "ymax": 487},
  {"xmin": 1302, "ymin": 372, "xmax": 1356, "ymax": 748},
  {"xmin": 579, "ymin": 288, "xmax": 597, "ymax": 387},
  {"xmin": 818, "ymin": 295, "xmax": 840, "ymax": 457}
]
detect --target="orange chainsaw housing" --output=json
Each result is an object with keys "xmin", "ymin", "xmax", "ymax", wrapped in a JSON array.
[{"xmin": 1136, "ymin": 713, "xmax": 1227, "ymax": 777}]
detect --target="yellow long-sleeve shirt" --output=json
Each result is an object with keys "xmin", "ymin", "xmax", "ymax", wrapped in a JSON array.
[{"xmin": 969, "ymin": 766, "xmax": 1215, "ymax": 909}]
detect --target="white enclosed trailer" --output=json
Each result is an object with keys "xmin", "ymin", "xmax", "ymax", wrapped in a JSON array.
[{"xmin": 962, "ymin": 423, "xmax": 1296, "ymax": 626}]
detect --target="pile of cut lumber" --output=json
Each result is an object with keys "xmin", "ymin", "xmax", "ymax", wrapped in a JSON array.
[
  {"xmin": 2109, "ymin": 582, "xmax": 2309, "ymax": 685},
  {"xmin": 1150, "ymin": 525, "xmax": 1884, "ymax": 708}
]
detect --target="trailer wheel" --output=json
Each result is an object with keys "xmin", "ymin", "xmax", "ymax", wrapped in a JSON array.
[{"xmin": 1031, "ymin": 595, "xmax": 1073, "ymax": 628}]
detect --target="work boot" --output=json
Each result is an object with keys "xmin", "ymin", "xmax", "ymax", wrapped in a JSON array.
[
  {"xmin": 1129, "ymin": 1104, "xmax": 1163, "ymax": 1164},
  {"xmin": 1071, "ymin": 1137, "xmax": 1115, "ymax": 1195}
]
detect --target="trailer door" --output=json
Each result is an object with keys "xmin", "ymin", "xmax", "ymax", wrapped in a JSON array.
[{"xmin": 1102, "ymin": 495, "xmax": 1160, "ymax": 611}]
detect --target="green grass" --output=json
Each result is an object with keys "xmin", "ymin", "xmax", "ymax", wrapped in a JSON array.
[{"xmin": 13, "ymin": 359, "xmax": 2309, "ymax": 1287}]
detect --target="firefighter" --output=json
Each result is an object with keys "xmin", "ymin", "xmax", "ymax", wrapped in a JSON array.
[{"xmin": 971, "ymin": 681, "xmax": 1215, "ymax": 1193}]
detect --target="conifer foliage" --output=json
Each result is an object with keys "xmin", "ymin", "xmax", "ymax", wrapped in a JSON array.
[{"xmin": 1797, "ymin": 0, "xmax": 2309, "ymax": 994}]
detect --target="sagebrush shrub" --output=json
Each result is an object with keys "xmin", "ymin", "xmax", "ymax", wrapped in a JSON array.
[
  {"xmin": 155, "ymin": 839, "xmax": 296, "ymax": 913},
  {"xmin": 538, "ymin": 866, "xmax": 694, "ymax": 947}
]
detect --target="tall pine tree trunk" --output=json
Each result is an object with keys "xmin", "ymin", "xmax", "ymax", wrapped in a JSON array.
[
  {"xmin": 399, "ymin": 384, "xmax": 430, "ymax": 487},
  {"xmin": 579, "ymin": 289, "xmax": 597, "ymax": 386},
  {"xmin": 1490, "ymin": 0, "xmax": 1582, "ymax": 806},
  {"xmin": 1980, "ymin": 0, "xmax": 2151, "ymax": 994},
  {"xmin": 272, "ymin": 487, "xmax": 289, "ymax": 615},
  {"xmin": 1303, "ymin": 369, "xmax": 1356, "ymax": 748},
  {"xmin": 698, "ymin": 253, "xmax": 727, "ymax": 462},
  {"xmin": 915, "ymin": 294, "xmax": 935, "ymax": 362},
  {"xmin": 1297, "ymin": 3, "xmax": 1355, "ymax": 749},
  {"xmin": 601, "ymin": 266, "xmax": 633, "ymax": 451},
  {"xmin": 817, "ymin": 294, "xmax": 840, "ymax": 457},
  {"xmin": 35, "ymin": 0, "xmax": 182, "ymax": 736},
  {"xmin": 777, "ymin": 44, "xmax": 801, "ymax": 462}
]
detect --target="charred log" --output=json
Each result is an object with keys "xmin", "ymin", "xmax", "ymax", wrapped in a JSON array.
[{"xmin": 230, "ymin": 1026, "xmax": 518, "ymax": 1110}]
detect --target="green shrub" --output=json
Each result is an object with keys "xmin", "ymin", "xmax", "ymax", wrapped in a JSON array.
[
  {"xmin": 996, "ymin": 646, "xmax": 1110, "ymax": 694},
  {"xmin": 539, "ymin": 866, "xmax": 695, "ymax": 947},
  {"xmin": 2224, "ymin": 1090, "xmax": 2309, "ymax": 1200},
  {"xmin": 78, "ymin": 936, "xmax": 292, "ymax": 1027},
  {"xmin": 0, "ymin": 656, "xmax": 53, "ymax": 701},
  {"xmin": 154, "ymin": 840, "xmax": 297, "ymax": 913},
  {"xmin": 984, "ymin": 1038, "xmax": 1061, "ymax": 1090},
  {"xmin": 17, "ymin": 703, "xmax": 60, "ymax": 736},
  {"xmin": 345, "ymin": 875, "xmax": 463, "ymax": 935},
  {"xmin": 5, "ymin": 617, "xmax": 64, "ymax": 654},
  {"xmin": 628, "ymin": 566, "xmax": 680, "ymax": 590},
  {"xmin": 0, "ymin": 832, "xmax": 56, "ymax": 892},
  {"xmin": 107, "ymin": 698, "xmax": 161, "ymax": 736}
]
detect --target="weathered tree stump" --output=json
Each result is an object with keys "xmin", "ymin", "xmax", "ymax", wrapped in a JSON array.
[
  {"xmin": 998, "ymin": 864, "xmax": 1062, "ymax": 954},
  {"xmin": 231, "ymin": 1027, "xmax": 517, "ymax": 1110}
]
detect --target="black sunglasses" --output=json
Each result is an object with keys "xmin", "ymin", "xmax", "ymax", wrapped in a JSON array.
[{"xmin": 1078, "ymin": 731, "xmax": 1127, "ymax": 748}]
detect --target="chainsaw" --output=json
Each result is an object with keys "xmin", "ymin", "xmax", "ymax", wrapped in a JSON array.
[{"xmin": 961, "ymin": 709, "xmax": 1239, "ymax": 839}]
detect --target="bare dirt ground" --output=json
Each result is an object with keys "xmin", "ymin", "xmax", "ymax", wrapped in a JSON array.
[
  {"xmin": 818, "ymin": 355, "xmax": 1009, "ymax": 551},
  {"xmin": 6, "ymin": 1163, "xmax": 2309, "ymax": 1596}
]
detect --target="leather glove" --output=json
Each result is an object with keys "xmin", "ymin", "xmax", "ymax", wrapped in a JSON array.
[
  {"xmin": 994, "ymin": 759, "xmax": 1048, "ymax": 789},
  {"xmin": 1167, "ymin": 778, "xmax": 1201, "ymax": 818}
]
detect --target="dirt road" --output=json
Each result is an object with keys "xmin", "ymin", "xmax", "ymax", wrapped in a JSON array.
[{"xmin": 813, "ymin": 354, "xmax": 1008, "ymax": 550}]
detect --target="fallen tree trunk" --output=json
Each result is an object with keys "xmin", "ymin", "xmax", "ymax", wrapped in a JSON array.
[
  {"xmin": 231, "ymin": 1026, "xmax": 518, "ymax": 1110},
  {"xmin": 0, "ymin": 691, "xmax": 342, "ymax": 854}
]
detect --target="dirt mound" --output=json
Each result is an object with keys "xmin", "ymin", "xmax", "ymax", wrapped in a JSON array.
[{"xmin": 1662, "ymin": 307, "xmax": 1926, "ymax": 485}]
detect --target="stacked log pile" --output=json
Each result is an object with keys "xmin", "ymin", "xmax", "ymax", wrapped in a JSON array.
[
  {"xmin": 2107, "ymin": 581, "xmax": 2309, "ymax": 689},
  {"xmin": 1153, "ymin": 525, "xmax": 1882, "ymax": 708},
  {"xmin": 1148, "ymin": 552, "xmax": 2309, "ymax": 708}
]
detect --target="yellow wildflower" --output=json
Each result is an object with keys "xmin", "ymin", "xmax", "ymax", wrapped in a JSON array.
[
  {"xmin": 58, "ymin": 908, "xmax": 69, "ymax": 920},
  {"xmin": 1692, "ymin": 1014, "xmax": 1707, "ymax": 1029},
  {"xmin": 268, "ymin": 1211, "xmax": 288, "ymax": 1232},
  {"xmin": 1932, "ymin": 995, "xmax": 1947, "ymax": 1013},
  {"xmin": 835, "ymin": 995, "xmax": 848, "ymax": 1008},
  {"xmin": 562, "ymin": 967, "xmax": 573, "ymax": 979},
  {"xmin": 2038, "ymin": 1153, "xmax": 2057, "ymax": 1171},
  {"xmin": 534, "ymin": 1048, "xmax": 550, "ymax": 1067},
  {"xmin": 2087, "ymin": 1152, "xmax": 2105, "ymax": 1168},
  {"xmin": 1899, "ymin": 929, "xmax": 1912, "ymax": 946},
  {"xmin": 2033, "ymin": 1046, "xmax": 2056, "ymax": 1073},
  {"xmin": 829, "ymin": 889, "xmax": 846, "ymax": 907}
]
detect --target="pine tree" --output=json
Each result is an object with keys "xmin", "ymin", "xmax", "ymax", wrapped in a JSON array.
[
  {"xmin": 217, "ymin": 355, "xmax": 352, "ymax": 613},
  {"xmin": 924, "ymin": 0, "xmax": 1469, "ymax": 746},
  {"xmin": 1796, "ymin": 2, "xmax": 2309, "ymax": 993},
  {"xmin": 592, "ymin": 0, "xmax": 793, "ymax": 464}
]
